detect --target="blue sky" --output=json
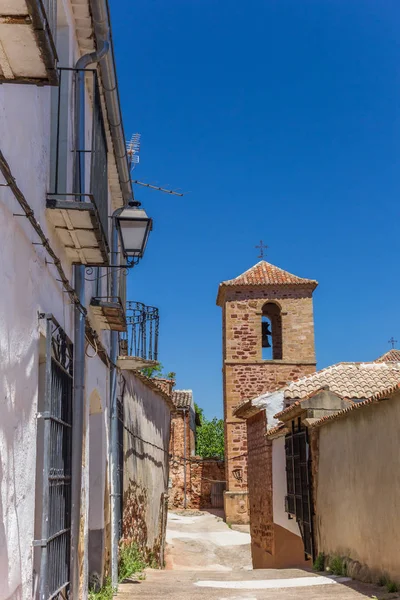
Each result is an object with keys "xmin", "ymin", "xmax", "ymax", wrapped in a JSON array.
[{"xmin": 110, "ymin": 0, "xmax": 400, "ymax": 419}]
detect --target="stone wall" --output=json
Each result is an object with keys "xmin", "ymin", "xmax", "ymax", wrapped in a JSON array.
[
  {"xmin": 121, "ymin": 372, "xmax": 172, "ymax": 566},
  {"xmin": 169, "ymin": 409, "xmax": 190, "ymax": 508},
  {"xmin": 169, "ymin": 456, "xmax": 225, "ymax": 510},
  {"xmin": 220, "ymin": 284, "xmax": 316, "ymax": 523},
  {"xmin": 168, "ymin": 410, "xmax": 225, "ymax": 510}
]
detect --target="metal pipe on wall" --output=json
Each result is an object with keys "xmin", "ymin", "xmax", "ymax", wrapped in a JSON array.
[
  {"xmin": 70, "ymin": 37, "xmax": 109, "ymax": 600},
  {"xmin": 89, "ymin": 0, "xmax": 133, "ymax": 204},
  {"xmin": 109, "ymin": 215, "xmax": 120, "ymax": 589}
]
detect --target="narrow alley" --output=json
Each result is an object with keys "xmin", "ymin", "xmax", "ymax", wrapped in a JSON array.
[{"xmin": 116, "ymin": 511, "xmax": 386, "ymax": 599}]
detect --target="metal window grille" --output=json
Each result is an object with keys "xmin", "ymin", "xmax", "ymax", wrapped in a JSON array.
[
  {"xmin": 284, "ymin": 423, "xmax": 314, "ymax": 560},
  {"xmin": 120, "ymin": 301, "xmax": 159, "ymax": 361},
  {"xmin": 36, "ymin": 314, "xmax": 73, "ymax": 599}
]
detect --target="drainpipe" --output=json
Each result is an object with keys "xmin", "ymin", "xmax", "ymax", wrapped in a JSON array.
[
  {"xmin": 89, "ymin": 0, "xmax": 133, "ymax": 204},
  {"xmin": 109, "ymin": 213, "xmax": 120, "ymax": 589},
  {"xmin": 70, "ymin": 36, "xmax": 109, "ymax": 600}
]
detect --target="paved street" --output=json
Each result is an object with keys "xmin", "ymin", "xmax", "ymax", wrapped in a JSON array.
[{"xmin": 116, "ymin": 511, "xmax": 389, "ymax": 599}]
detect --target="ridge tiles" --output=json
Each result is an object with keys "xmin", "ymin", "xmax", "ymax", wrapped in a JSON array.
[{"xmin": 221, "ymin": 260, "xmax": 318, "ymax": 288}]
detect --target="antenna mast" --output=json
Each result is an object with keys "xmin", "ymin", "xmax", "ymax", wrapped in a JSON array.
[
  {"xmin": 127, "ymin": 133, "xmax": 141, "ymax": 172},
  {"xmin": 127, "ymin": 133, "xmax": 185, "ymax": 196}
]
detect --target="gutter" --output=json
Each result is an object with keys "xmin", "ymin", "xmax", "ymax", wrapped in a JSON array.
[{"xmin": 90, "ymin": 0, "xmax": 133, "ymax": 205}]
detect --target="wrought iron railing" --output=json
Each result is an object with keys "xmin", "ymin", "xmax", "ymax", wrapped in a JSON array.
[
  {"xmin": 119, "ymin": 301, "xmax": 159, "ymax": 361},
  {"xmin": 50, "ymin": 67, "xmax": 109, "ymax": 249}
]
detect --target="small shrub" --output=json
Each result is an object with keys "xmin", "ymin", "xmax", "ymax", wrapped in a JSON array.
[
  {"xmin": 118, "ymin": 542, "xmax": 146, "ymax": 582},
  {"xmin": 386, "ymin": 581, "xmax": 399, "ymax": 593},
  {"xmin": 329, "ymin": 555, "xmax": 345, "ymax": 576},
  {"xmin": 313, "ymin": 553, "xmax": 325, "ymax": 572}
]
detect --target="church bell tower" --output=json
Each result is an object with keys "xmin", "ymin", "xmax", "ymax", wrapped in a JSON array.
[{"xmin": 216, "ymin": 260, "xmax": 318, "ymax": 524}]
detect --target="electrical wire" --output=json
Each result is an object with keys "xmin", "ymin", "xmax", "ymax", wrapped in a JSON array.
[
  {"xmin": 0, "ymin": 149, "xmax": 114, "ymax": 369},
  {"xmin": 121, "ymin": 423, "xmax": 267, "ymax": 464},
  {"xmin": 85, "ymin": 334, "xmax": 98, "ymax": 358}
]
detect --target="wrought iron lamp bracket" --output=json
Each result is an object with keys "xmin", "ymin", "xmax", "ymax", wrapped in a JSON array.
[{"xmin": 84, "ymin": 258, "xmax": 139, "ymax": 281}]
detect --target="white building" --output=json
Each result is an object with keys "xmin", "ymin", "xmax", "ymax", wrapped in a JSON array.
[{"xmin": 0, "ymin": 1, "xmax": 156, "ymax": 599}]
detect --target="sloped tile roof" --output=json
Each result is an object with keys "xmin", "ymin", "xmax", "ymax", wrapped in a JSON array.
[
  {"xmin": 221, "ymin": 261, "xmax": 317, "ymax": 287},
  {"xmin": 374, "ymin": 349, "xmax": 400, "ymax": 363},
  {"xmin": 274, "ymin": 363, "xmax": 400, "ymax": 419},
  {"xmin": 265, "ymin": 422, "xmax": 288, "ymax": 439},
  {"xmin": 217, "ymin": 261, "xmax": 317, "ymax": 305},
  {"xmin": 172, "ymin": 389, "xmax": 193, "ymax": 408}
]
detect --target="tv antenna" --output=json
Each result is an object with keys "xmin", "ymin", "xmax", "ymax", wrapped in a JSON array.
[
  {"xmin": 127, "ymin": 133, "xmax": 186, "ymax": 197},
  {"xmin": 127, "ymin": 133, "xmax": 141, "ymax": 172},
  {"xmin": 132, "ymin": 180, "xmax": 184, "ymax": 197}
]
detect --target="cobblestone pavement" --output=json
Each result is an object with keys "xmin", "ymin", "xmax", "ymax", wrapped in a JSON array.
[{"xmin": 116, "ymin": 511, "xmax": 390, "ymax": 599}]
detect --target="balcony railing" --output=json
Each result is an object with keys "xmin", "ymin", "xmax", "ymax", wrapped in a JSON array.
[
  {"xmin": 0, "ymin": 0, "xmax": 58, "ymax": 84},
  {"xmin": 119, "ymin": 302, "xmax": 159, "ymax": 368},
  {"xmin": 46, "ymin": 68, "xmax": 109, "ymax": 266}
]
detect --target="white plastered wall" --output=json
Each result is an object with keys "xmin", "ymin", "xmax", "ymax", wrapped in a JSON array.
[{"xmin": 0, "ymin": 0, "xmax": 116, "ymax": 597}]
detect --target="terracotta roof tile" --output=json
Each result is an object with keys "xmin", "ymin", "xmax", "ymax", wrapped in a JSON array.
[
  {"xmin": 265, "ymin": 422, "xmax": 287, "ymax": 438},
  {"xmin": 221, "ymin": 261, "xmax": 317, "ymax": 287},
  {"xmin": 281, "ymin": 362, "xmax": 400, "ymax": 403},
  {"xmin": 374, "ymin": 349, "xmax": 400, "ymax": 363},
  {"xmin": 172, "ymin": 389, "xmax": 193, "ymax": 408},
  {"xmin": 216, "ymin": 261, "xmax": 317, "ymax": 305}
]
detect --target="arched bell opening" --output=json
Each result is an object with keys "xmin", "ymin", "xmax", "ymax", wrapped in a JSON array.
[{"xmin": 262, "ymin": 302, "xmax": 283, "ymax": 360}]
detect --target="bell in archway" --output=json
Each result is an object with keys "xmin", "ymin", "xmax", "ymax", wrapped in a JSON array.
[{"xmin": 262, "ymin": 321, "xmax": 272, "ymax": 348}]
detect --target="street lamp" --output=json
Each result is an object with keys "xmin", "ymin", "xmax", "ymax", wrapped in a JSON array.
[{"xmin": 114, "ymin": 200, "xmax": 152, "ymax": 265}]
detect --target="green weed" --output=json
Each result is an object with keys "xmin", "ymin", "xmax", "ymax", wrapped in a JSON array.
[
  {"xmin": 88, "ymin": 577, "xmax": 113, "ymax": 600},
  {"xmin": 88, "ymin": 542, "xmax": 147, "ymax": 599},
  {"xmin": 386, "ymin": 581, "xmax": 399, "ymax": 593},
  {"xmin": 313, "ymin": 553, "xmax": 325, "ymax": 572},
  {"xmin": 329, "ymin": 555, "xmax": 346, "ymax": 576},
  {"xmin": 118, "ymin": 542, "xmax": 146, "ymax": 582}
]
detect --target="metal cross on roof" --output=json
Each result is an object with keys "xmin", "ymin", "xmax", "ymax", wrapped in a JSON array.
[
  {"xmin": 255, "ymin": 240, "xmax": 268, "ymax": 259},
  {"xmin": 388, "ymin": 337, "xmax": 398, "ymax": 349}
]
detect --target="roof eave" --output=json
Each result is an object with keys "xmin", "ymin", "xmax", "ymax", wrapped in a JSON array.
[
  {"xmin": 311, "ymin": 384, "xmax": 400, "ymax": 429},
  {"xmin": 217, "ymin": 281, "xmax": 318, "ymax": 306}
]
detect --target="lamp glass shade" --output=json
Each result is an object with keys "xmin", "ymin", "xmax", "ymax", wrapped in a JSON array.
[{"xmin": 116, "ymin": 206, "xmax": 152, "ymax": 258}]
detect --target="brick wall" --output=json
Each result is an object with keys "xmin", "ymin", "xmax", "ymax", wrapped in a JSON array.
[{"xmin": 247, "ymin": 410, "xmax": 274, "ymax": 559}]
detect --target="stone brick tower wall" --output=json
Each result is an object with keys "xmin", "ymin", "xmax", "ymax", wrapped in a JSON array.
[{"xmin": 217, "ymin": 261, "xmax": 317, "ymax": 524}]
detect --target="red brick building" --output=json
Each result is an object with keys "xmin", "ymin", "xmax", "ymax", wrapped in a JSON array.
[{"xmin": 216, "ymin": 260, "xmax": 318, "ymax": 525}]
